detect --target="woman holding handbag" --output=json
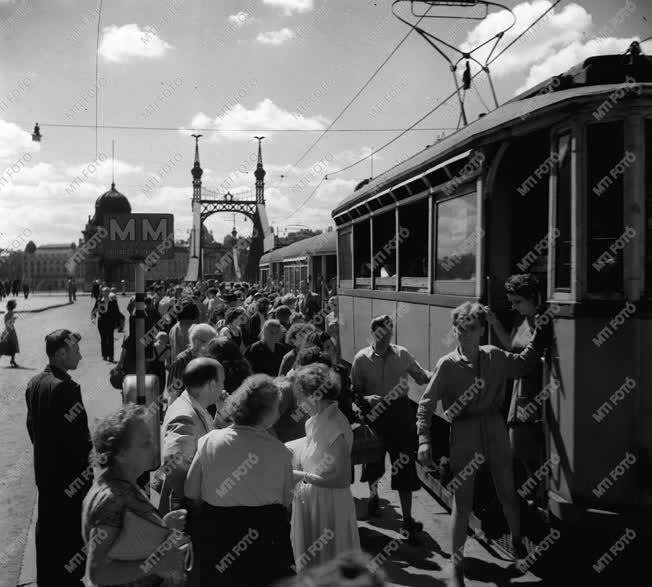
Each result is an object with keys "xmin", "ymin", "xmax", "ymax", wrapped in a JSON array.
[{"xmin": 82, "ymin": 404, "xmax": 191, "ymax": 586}]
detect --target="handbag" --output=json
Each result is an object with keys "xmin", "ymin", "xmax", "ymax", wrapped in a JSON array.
[
  {"xmin": 109, "ymin": 365, "xmax": 126, "ymax": 390},
  {"xmin": 351, "ymin": 419, "xmax": 384, "ymax": 466},
  {"xmin": 108, "ymin": 509, "xmax": 193, "ymax": 571}
]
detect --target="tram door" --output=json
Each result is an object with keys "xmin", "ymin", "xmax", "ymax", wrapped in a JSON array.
[
  {"xmin": 481, "ymin": 135, "xmax": 551, "ymax": 529},
  {"xmin": 486, "ymin": 134, "xmax": 551, "ymax": 326}
]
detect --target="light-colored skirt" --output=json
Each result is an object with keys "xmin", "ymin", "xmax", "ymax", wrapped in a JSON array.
[{"xmin": 291, "ymin": 481, "xmax": 360, "ymax": 571}]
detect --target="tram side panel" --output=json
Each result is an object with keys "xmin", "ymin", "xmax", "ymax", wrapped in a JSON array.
[
  {"xmin": 574, "ymin": 317, "xmax": 639, "ymax": 508},
  {"xmin": 546, "ymin": 318, "xmax": 576, "ymax": 517}
]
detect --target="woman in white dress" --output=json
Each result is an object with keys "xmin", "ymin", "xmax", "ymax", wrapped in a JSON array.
[{"xmin": 290, "ymin": 363, "xmax": 360, "ymax": 571}]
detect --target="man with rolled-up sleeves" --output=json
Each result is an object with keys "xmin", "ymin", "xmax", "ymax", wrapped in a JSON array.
[
  {"xmin": 351, "ymin": 314, "xmax": 432, "ymax": 543},
  {"xmin": 26, "ymin": 330, "xmax": 91, "ymax": 586}
]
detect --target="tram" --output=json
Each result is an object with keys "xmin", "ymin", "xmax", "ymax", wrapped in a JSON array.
[
  {"xmin": 259, "ymin": 229, "xmax": 337, "ymax": 295},
  {"xmin": 331, "ymin": 46, "xmax": 652, "ymax": 529}
]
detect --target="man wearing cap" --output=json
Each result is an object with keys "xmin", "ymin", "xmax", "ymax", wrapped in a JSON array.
[{"xmin": 26, "ymin": 330, "xmax": 91, "ymax": 586}]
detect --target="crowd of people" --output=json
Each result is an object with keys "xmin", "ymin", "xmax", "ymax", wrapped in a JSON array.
[{"xmin": 23, "ymin": 272, "xmax": 553, "ymax": 587}]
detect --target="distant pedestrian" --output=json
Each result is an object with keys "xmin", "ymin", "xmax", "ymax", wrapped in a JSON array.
[
  {"xmin": 23, "ymin": 281, "xmax": 29, "ymax": 299},
  {"xmin": 0, "ymin": 299, "xmax": 19, "ymax": 367},
  {"xmin": 91, "ymin": 287, "xmax": 121, "ymax": 362},
  {"xmin": 68, "ymin": 278, "xmax": 77, "ymax": 302},
  {"xmin": 26, "ymin": 330, "xmax": 90, "ymax": 587},
  {"xmin": 91, "ymin": 279, "xmax": 100, "ymax": 300}
]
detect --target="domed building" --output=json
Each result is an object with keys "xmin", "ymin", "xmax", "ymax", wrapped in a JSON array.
[
  {"xmin": 78, "ymin": 182, "xmax": 190, "ymax": 289},
  {"xmin": 81, "ymin": 182, "xmax": 134, "ymax": 287}
]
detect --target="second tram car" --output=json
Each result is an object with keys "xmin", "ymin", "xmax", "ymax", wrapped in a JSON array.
[
  {"xmin": 332, "ymin": 47, "xmax": 652, "ymax": 527},
  {"xmin": 259, "ymin": 230, "xmax": 337, "ymax": 295}
]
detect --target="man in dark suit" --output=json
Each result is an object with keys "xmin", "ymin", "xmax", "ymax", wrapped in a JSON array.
[
  {"xmin": 91, "ymin": 287, "xmax": 121, "ymax": 361},
  {"xmin": 26, "ymin": 329, "xmax": 92, "ymax": 586}
]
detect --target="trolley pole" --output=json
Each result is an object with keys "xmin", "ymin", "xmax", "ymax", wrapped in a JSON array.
[{"xmin": 134, "ymin": 260, "xmax": 146, "ymax": 403}]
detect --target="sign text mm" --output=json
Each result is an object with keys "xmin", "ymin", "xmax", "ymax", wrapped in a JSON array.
[{"xmin": 102, "ymin": 213, "xmax": 174, "ymax": 261}]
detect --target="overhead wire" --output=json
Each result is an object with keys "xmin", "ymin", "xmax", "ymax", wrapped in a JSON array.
[
  {"xmin": 95, "ymin": 0, "xmax": 104, "ymax": 161},
  {"xmin": 323, "ymin": 0, "xmax": 564, "ymax": 180},
  {"xmin": 288, "ymin": 3, "xmax": 435, "ymax": 170},
  {"xmin": 274, "ymin": 0, "xmax": 564, "ymax": 221},
  {"xmin": 15, "ymin": 121, "xmax": 457, "ymax": 133}
]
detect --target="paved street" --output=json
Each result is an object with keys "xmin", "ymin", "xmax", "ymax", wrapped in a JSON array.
[
  {"xmin": 0, "ymin": 299, "xmax": 550, "ymax": 587},
  {"xmin": 0, "ymin": 296, "xmax": 126, "ymax": 587}
]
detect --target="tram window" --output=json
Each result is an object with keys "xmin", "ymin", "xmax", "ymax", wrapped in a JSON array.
[
  {"xmin": 354, "ymin": 219, "xmax": 371, "ymax": 287},
  {"xmin": 554, "ymin": 132, "xmax": 572, "ymax": 291},
  {"xmin": 372, "ymin": 210, "xmax": 397, "ymax": 290},
  {"xmin": 435, "ymin": 193, "xmax": 478, "ymax": 291},
  {"xmin": 586, "ymin": 121, "xmax": 625, "ymax": 295},
  {"xmin": 399, "ymin": 198, "xmax": 429, "ymax": 291},
  {"xmin": 338, "ymin": 229, "xmax": 353, "ymax": 285},
  {"xmin": 645, "ymin": 120, "xmax": 652, "ymax": 296}
]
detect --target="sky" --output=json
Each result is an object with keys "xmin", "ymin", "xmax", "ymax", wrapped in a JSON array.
[{"xmin": 0, "ymin": 0, "xmax": 649, "ymax": 247}]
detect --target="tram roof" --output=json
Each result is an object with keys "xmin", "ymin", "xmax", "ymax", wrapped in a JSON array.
[
  {"xmin": 260, "ymin": 230, "xmax": 336, "ymax": 265},
  {"xmin": 332, "ymin": 82, "xmax": 650, "ymax": 218}
]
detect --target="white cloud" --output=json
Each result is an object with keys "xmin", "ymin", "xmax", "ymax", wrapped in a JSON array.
[
  {"xmin": 256, "ymin": 28, "xmax": 296, "ymax": 46},
  {"xmin": 187, "ymin": 99, "xmax": 329, "ymax": 141},
  {"xmin": 262, "ymin": 0, "xmax": 313, "ymax": 16},
  {"xmin": 0, "ymin": 120, "xmax": 40, "ymax": 160},
  {"xmin": 98, "ymin": 24, "xmax": 173, "ymax": 63},
  {"xmin": 461, "ymin": 1, "xmax": 591, "ymax": 78},
  {"xmin": 514, "ymin": 37, "xmax": 652, "ymax": 94},
  {"xmin": 65, "ymin": 158, "xmax": 143, "ymax": 182},
  {"xmin": 227, "ymin": 11, "xmax": 253, "ymax": 27}
]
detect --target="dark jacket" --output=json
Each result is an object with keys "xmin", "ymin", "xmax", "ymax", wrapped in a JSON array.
[
  {"xmin": 26, "ymin": 365, "xmax": 92, "ymax": 489},
  {"xmin": 244, "ymin": 341, "xmax": 289, "ymax": 377},
  {"xmin": 92, "ymin": 297, "xmax": 121, "ymax": 327}
]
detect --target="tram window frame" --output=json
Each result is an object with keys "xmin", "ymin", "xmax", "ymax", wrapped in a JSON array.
[
  {"xmin": 337, "ymin": 227, "xmax": 353, "ymax": 288},
  {"xmin": 585, "ymin": 120, "xmax": 625, "ymax": 298},
  {"xmin": 550, "ymin": 129, "xmax": 574, "ymax": 298},
  {"xmin": 353, "ymin": 218, "xmax": 371, "ymax": 289},
  {"xmin": 399, "ymin": 197, "xmax": 430, "ymax": 292},
  {"xmin": 433, "ymin": 190, "xmax": 478, "ymax": 297},
  {"xmin": 645, "ymin": 119, "xmax": 652, "ymax": 298},
  {"xmin": 372, "ymin": 209, "xmax": 398, "ymax": 291}
]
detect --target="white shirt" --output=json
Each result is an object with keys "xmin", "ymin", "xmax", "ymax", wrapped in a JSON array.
[{"xmin": 185, "ymin": 425, "xmax": 294, "ymax": 507}]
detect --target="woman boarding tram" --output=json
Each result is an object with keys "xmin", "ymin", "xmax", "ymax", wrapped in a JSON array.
[
  {"xmin": 417, "ymin": 302, "xmax": 552, "ymax": 585},
  {"xmin": 485, "ymin": 274, "xmax": 547, "ymax": 505}
]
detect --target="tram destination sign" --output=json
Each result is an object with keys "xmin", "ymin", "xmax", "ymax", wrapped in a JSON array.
[{"xmin": 101, "ymin": 214, "xmax": 174, "ymax": 261}]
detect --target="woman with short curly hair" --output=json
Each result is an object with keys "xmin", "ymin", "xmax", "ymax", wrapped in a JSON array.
[
  {"xmin": 278, "ymin": 322, "xmax": 317, "ymax": 376},
  {"xmin": 290, "ymin": 364, "xmax": 360, "ymax": 571},
  {"xmin": 82, "ymin": 404, "xmax": 189, "ymax": 586},
  {"xmin": 185, "ymin": 374, "xmax": 295, "ymax": 586}
]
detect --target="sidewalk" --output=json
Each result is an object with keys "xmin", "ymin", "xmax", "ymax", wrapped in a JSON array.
[{"xmin": 0, "ymin": 295, "xmax": 77, "ymax": 315}]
